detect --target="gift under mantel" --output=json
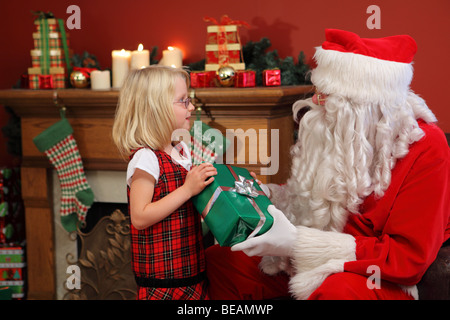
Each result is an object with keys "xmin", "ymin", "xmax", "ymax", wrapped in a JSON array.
[{"xmin": 0, "ymin": 85, "xmax": 312, "ymax": 299}]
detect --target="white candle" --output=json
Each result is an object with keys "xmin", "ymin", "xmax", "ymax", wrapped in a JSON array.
[
  {"xmin": 112, "ymin": 49, "xmax": 131, "ymax": 88},
  {"xmin": 90, "ymin": 70, "xmax": 111, "ymax": 90},
  {"xmin": 161, "ymin": 46, "xmax": 183, "ymax": 68},
  {"xmin": 130, "ymin": 44, "xmax": 150, "ymax": 70}
]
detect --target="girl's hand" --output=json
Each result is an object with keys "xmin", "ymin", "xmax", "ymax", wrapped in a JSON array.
[
  {"xmin": 184, "ymin": 163, "xmax": 217, "ymax": 197},
  {"xmin": 250, "ymin": 171, "xmax": 270, "ymax": 197},
  {"xmin": 250, "ymin": 171, "xmax": 261, "ymax": 185}
]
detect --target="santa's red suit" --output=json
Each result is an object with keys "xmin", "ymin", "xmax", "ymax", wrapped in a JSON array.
[{"xmin": 205, "ymin": 29, "xmax": 450, "ymax": 300}]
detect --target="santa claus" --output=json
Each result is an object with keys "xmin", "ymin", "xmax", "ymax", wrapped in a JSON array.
[{"xmin": 205, "ymin": 29, "xmax": 450, "ymax": 300}]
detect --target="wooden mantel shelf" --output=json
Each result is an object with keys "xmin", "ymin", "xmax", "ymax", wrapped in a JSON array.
[
  {"xmin": 0, "ymin": 86, "xmax": 313, "ymax": 117},
  {"xmin": 0, "ymin": 85, "xmax": 313, "ymax": 300}
]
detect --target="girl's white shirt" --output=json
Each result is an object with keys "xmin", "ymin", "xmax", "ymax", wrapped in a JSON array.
[{"xmin": 126, "ymin": 141, "xmax": 192, "ymax": 187}]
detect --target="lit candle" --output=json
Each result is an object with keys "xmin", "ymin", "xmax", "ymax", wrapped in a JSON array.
[
  {"xmin": 112, "ymin": 49, "xmax": 131, "ymax": 88},
  {"xmin": 90, "ymin": 70, "xmax": 111, "ymax": 90},
  {"xmin": 161, "ymin": 46, "xmax": 183, "ymax": 68},
  {"xmin": 130, "ymin": 44, "xmax": 150, "ymax": 70}
]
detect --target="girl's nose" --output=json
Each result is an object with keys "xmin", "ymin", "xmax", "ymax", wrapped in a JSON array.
[{"xmin": 188, "ymin": 101, "xmax": 195, "ymax": 112}]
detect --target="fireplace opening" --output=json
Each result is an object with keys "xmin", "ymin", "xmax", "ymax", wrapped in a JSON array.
[
  {"xmin": 77, "ymin": 202, "xmax": 128, "ymax": 255},
  {"xmin": 65, "ymin": 201, "xmax": 137, "ymax": 300}
]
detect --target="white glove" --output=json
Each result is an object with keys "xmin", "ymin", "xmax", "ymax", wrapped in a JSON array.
[{"xmin": 231, "ymin": 205, "xmax": 297, "ymax": 257}]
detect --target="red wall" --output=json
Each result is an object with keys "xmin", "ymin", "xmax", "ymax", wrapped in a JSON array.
[{"xmin": 1, "ymin": 0, "xmax": 449, "ymax": 166}]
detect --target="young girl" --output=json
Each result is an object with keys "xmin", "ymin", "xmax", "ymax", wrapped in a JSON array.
[{"xmin": 112, "ymin": 65, "xmax": 217, "ymax": 300}]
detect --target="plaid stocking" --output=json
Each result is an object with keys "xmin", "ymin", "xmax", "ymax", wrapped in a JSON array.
[{"xmin": 33, "ymin": 117, "xmax": 94, "ymax": 232}]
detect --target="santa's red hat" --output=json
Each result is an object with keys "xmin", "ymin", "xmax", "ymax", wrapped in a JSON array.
[{"xmin": 311, "ymin": 29, "xmax": 417, "ymax": 104}]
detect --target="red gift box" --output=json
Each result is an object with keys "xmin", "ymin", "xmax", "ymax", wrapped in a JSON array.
[
  {"xmin": 235, "ymin": 70, "xmax": 256, "ymax": 88},
  {"xmin": 206, "ymin": 25, "xmax": 239, "ymax": 45},
  {"xmin": 28, "ymin": 67, "xmax": 66, "ymax": 89},
  {"xmin": 206, "ymin": 44, "xmax": 241, "ymax": 65},
  {"xmin": 190, "ymin": 71, "xmax": 216, "ymax": 88},
  {"xmin": 263, "ymin": 69, "xmax": 281, "ymax": 86}
]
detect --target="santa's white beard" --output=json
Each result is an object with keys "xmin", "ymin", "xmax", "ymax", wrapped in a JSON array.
[{"xmin": 276, "ymin": 92, "xmax": 436, "ymax": 232}]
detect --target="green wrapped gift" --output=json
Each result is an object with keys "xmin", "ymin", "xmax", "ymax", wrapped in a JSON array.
[{"xmin": 192, "ymin": 164, "xmax": 273, "ymax": 246}]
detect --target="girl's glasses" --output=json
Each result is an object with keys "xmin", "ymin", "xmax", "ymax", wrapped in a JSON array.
[{"xmin": 173, "ymin": 97, "xmax": 192, "ymax": 109}]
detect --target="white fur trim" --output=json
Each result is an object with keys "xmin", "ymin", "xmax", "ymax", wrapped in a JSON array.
[
  {"xmin": 291, "ymin": 226, "xmax": 356, "ymax": 273},
  {"xmin": 311, "ymin": 47, "xmax": 414, "ymax": 105},
  {"xmin": 288, "ymin": 226, "xmax": 356, "ymax": 299},
  {"xmin": 400, "ymin": 284, "xmax": 419, "ymax": 300},
  {"xmin": 289, "ymin": 259, "xmax": 347, "ymax": 300},
  {"xmin": 259, "ymin": 256, "xmax": 295, "ymax": 277}
]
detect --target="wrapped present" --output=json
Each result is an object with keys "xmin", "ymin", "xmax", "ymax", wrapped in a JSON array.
[
  {"xmin": 34, "ymin": 17, "xmax": 59, "ymax": 32},
  {"xmin": 30, "ymin": 49, "xmax": 66, "ymax": 68},
  {"xmin": 0, "ymin": 246, "xmax": 25, "ymax": 299},
  {"xmin": 192, "ymin": 164, "xmax": 273, "ymax": 246},
  {"xmin": 190, "ymin": 71, "xmax": 216, "ymax": 88},
  {"xmin": 206, "ymin": 43, "xmax": 241, "ymax": 65},
  {"xmin": 235, "ymin": 70, "xmax": 256, "ymax": 87},
  {"xmin": 33, "ymin": 32, "xmax": 70, "ymax": 50},
  {"xmin": 29, "ymin": 13, "xmax": 72, "ymax": 87},
  {"xmin": 0, "ymin": 247, "xmax": 24, "ymax": 264},
  {"xmin": 28, "ymin": 67, "xmax": 66, "ymax": 89},
  {"xmin": 0, "ymin": 281, "xmax": 24, "ymax": 299},
  {"xmin": 203, "ymin": 15, "xmax": 249, "ymax": 71},
  {"xmin": 263, "ymin": 69, "xmax": 281, "ymax": 86},
  {"xmin": 204, "ymin": 15, "xmax": 249, "ymax": 44},
  {"xmin": 207, "ymin": 25, "xmax": 239, "ymax": 44},
  {"xmin": 0, "ymin": 265, "xmax": 24, "ymax": 281}
]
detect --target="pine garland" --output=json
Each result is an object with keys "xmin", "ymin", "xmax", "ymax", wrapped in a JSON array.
[{"xmin": 243, "ymin": 37, "xmax": 311, "ymax": 86}]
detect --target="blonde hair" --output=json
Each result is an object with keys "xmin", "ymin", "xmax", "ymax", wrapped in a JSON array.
[{"xmin": 112, "ymin": 65, "xmax": 190, "ymax": 157}]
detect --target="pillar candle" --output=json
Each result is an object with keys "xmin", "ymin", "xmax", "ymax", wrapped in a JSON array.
[
  {"xmin": 90, "ymin": 70, "xmax": 111, "ymax": 90},
  {"xmin": 161, "ymin": 46, "xmax": 183, "ymax": 68},
  {"xmin": 130, "ymin": 44, "xmax": 150, "ymax": 70},
  {"xmin": 112, "ymin": 49, "xmax": 131, "ymax": 88}
]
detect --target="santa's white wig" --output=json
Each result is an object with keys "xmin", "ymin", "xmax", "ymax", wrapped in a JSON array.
[{"xmin": 270, "ymin": 30, "xmax": 437, "ymax": 232}]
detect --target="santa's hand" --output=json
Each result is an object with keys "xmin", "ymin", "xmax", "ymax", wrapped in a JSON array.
[{"xmin": 231, "ymin": 205, "xmax": 297, "ymax": 257}]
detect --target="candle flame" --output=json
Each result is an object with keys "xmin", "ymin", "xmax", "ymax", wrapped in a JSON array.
[
  {"xmin": 138, "ymin": 44, "xmax": 143, "ymax": 51},
  {"xmin": 170, "ymin": 64, "xmax": 176, "ymax": 68},
  {"xmin": 168, "ymin": 46, "xmax": 174, "ymax": 51}
]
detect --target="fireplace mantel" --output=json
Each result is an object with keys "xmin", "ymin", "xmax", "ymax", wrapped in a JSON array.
[{"xmin": 0, "ymin": 85, "xmax": 313, "ymax": 299}]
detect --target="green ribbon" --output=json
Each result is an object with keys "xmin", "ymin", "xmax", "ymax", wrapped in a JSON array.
[
  {"xmin": 57, "ymin": 19, "xmax": 72, "ymax": 76},
  {"xmin": 39, "ymin": 18, "xmax": 50, "ymax": 75}
]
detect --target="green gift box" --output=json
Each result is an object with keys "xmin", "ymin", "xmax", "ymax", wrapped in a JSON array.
[{"xmin": 192, "ymin": 164, "xmax": 273, "ymax": 246}]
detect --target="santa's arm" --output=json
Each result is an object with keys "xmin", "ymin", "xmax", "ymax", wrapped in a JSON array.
[
  {"xmin": 289, "ymin": 142, "xmax": 450, "ymax": 299},
  {"xmin": 343, "ymin": 154, "xmax": 450, "ymax": 285}
]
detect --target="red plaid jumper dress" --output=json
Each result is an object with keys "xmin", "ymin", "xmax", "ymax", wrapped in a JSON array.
[{"xmin": 127, "ymin": 147, "xmax": 208, "ymax": 300}]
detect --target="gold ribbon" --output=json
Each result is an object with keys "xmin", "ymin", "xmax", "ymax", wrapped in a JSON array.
[{"xmin": 204, "ymin": 15, "xmax": 249, "ymax": 67}]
